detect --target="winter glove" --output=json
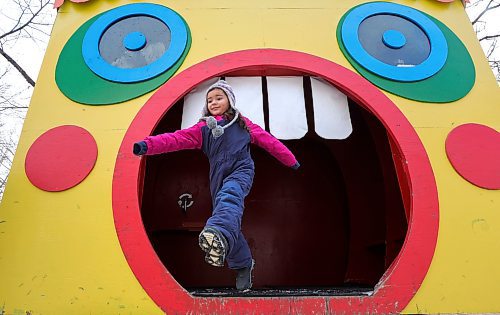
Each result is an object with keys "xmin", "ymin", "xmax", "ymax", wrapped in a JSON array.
[{"xmin": 133, "ymin": 141, "xmax": 148, "ymax": 156}]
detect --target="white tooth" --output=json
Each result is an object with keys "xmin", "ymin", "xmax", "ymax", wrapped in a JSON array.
[
  {"xmin": 267, "ymin": 76, "xmax": 307, "ymax": 140},
  {"xmin": 181, "ymin": 77, "xmax": 220, "ymax": 129},
  {"xmin": 311, "ymin": 77, "xmax": 352, "ymax": 140},
  {"xmin": 224, "ymin": 77, "xmax": 265, "ymax": 128},
  {"xmin": 184, "ymin": 76, "xmax": 352, "ymax": 140}
]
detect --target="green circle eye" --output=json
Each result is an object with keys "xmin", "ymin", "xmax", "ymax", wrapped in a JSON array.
[
  {"xmin": 55, "ymin": 3, "xmax": 191, "ymax": 105},
  {"xmin": 337, "ymin": 3, "xmax": 475, "ymax": 103}
]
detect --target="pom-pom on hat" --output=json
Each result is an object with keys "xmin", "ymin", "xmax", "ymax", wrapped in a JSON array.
[{"xmin": 205, "ymin": 79, "xmax": 236, "ymax": 111}]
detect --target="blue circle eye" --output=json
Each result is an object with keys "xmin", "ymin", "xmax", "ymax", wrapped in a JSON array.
[
  {"xmin": 337, "ymin": 2, "xmax": 475, "ymax": 103},
  {"xmin": 82, "ymin": 3, "xmax": 188, "ymax": 83},
  {"xmin": 55, "ymin": 3, "xmax": 191, "ymax": 105},
  {"xmin": 382, "ymin": 30, "xmax": 406, "ymax": 49},
  {"xmin": 341, "ymin": 2, "xmax": 448, "ymax": 82},
  {"xmin": 123, "ymin": 32, "xmax": 147, "ymax": 51}
]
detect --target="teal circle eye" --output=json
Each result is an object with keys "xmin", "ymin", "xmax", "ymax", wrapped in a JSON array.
[
  {"xmin": 337, "ymin": 2, "xmax": 475, "ymax": 103},
  {"xmin": 341, "ymin": 2, "xmax": 448, "ymax": 82},
  {"xmin": 55, "ymin": 3, "xmax": 191, "ymax": 105},
  {"xmin": 382, "ymin": 30, "xmax": 406, "ymax": 49},
  {"xmin": 82, "ymin": 3, "xmax": 188, "ymax": 83},
  {"xmin": 123, "ymin": 32, "xmax": 147, "ymax": 51}
]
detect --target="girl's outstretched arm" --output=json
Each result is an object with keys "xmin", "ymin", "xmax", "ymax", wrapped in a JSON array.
[
  {"xmin": 134, "ymin": 121, "xmax": 204, "ymax": 155},
  {"xmin": 243, "ymin": 117, "xmax": 299, "ymax": 169}
]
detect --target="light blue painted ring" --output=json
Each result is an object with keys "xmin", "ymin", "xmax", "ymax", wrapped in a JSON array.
[
  {"xmin": 82, "ymin": 3, "xmax": 188, "ymax": 83},
  {"xmin": 341, "ymin": 2, "xmax": 448, "ymax": 82}
]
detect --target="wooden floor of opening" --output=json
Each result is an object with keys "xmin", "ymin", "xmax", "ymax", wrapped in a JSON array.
[{"xmin": 189, "ymin": 286, "xmax": 374, "ymax": 297}]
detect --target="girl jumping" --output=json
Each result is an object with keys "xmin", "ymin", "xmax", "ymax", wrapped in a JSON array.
[{"xmin": 133, "ymin": 80, "xmax": 299, "ymax": 291}]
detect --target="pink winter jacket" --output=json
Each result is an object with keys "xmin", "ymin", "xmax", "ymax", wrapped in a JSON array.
[{"xmin": 143, "ymin": 116, "xmax": 298, "ymax": 168}]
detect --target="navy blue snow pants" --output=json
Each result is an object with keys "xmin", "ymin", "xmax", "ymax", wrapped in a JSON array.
[{"xmin": 205, "ymin": 156, "xmax": 254, "ymax": 270}]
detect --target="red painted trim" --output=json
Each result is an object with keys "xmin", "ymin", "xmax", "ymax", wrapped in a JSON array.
[
  {"xmin": 112, "ymin": 49, "xmax": 439, "ymax": 314},
  {"xmin": 388, "ymin": 134, "xmax": 412, "ymax": 221}
]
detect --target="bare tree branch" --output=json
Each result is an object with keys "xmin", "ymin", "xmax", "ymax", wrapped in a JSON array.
[
  {"xmin": 0, "ymin": 47, "xmax": 35, "ymax": 86},
  {"xmin": 470, "ymin": 0, "xmax": 500, "ymax": 25},
  {"xmin": 0, "ymin": 0, "xmax": 51, "ymax": 86},
  {"xmin": 0, "ymin": 107, "xmax": 29, "ymax": 110},
  {"xmin": 479, "ymin": 34, "xmax": 500, "ymax": 41},
  {"xmin": 467, "ymin": 0, "xmax": 500, "ymax": 83},
  {"xmin": 0, "ymin": 0, "xmax": 55, "ymax": 199},
  {"xmin": 0, "ymin": 0, "xmax": 50, "ymax": 41}
]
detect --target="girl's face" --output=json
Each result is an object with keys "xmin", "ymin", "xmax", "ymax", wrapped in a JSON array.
[{"xmin": 207, "ymin": 88, "xmax": 230, "ymax": 116}]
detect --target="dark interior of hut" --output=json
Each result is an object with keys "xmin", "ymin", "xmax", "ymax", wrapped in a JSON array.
[{"xmin": 139, "ymin": 76, "xmax": 408, "ymax": 296}]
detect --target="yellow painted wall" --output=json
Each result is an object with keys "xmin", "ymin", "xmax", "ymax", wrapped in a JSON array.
[{"xmin": 0, "ymin": 0, "xmax": 498, "ymax": 314}]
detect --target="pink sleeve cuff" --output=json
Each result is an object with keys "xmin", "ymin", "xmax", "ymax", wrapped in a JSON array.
[{"xmin": 143, "ymin": 121, "xmax": 204, "ymax": 155}]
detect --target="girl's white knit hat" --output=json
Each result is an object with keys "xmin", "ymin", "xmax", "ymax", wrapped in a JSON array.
[{"xmin": 205, "ymin": 79, "xmax": 236, "ymax": 110}]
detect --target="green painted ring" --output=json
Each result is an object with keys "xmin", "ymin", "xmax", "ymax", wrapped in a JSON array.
[
  {"xmin": 337, "ymin": 4, "xmax": 475, "ymax": 103},
  {"xmin": 56, "ymin": 9, "xmax": 191, "ymax": 105}
]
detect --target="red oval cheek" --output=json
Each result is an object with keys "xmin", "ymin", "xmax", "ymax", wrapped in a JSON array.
[
  {"xmin": 25, "ymin": 125, "xmax": 98, "ymax": 192},
  {"xmin": 446, "ymin": 123, "xmax": 500, "ymax": 190},
  {"xmin": 113, "ymin": 49, "xmax": 439, "ymax": 314}
]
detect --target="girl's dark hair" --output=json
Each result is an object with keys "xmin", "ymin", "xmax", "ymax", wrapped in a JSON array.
[{"xmin": 224, "ymin": 107, "xmax": 249, "ymax": 132}]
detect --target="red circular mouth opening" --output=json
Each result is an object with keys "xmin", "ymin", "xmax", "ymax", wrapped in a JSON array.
[{"xmin": 113, "ymin": 49, "xmax": 438, "ymax": 314}]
